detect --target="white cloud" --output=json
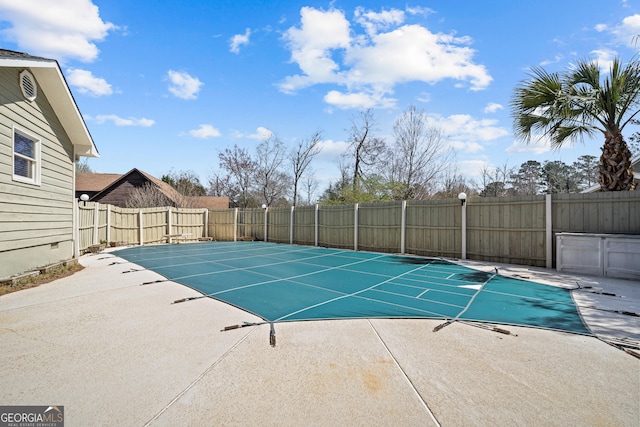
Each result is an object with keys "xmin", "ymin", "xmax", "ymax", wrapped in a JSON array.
[
  {"xmin": 66, "ymin": 68, "xmax": 112, "ymax": 96},
  {"xmin": 610, "ymin": 13, "xmax": 640, "ymax": 47},
  {"xmin": 280, "ymin": 7, "xmax": 351, "ymax": 93},
  {"xmin": 166, "ymin": 70, "xmax": 203, "ymax": 100},
  {"xmin": 189, "ymin": 124, "xmax": 221, "ymax": 138},
  {"xmin": 455, "ymin": 159, "xmax": 491, "ymax": 179},
  {"xmin": 405, "ymin": 6, "xmax": 435, "ymax": 17},
  {"xmin": 539, "ymin": 54, "xmax": 564, "ymax": 67},
  {"xmin": 416, "ymin": 92, "xmax": 431, "ymax": 103},
  {"xmin": 594, "ymin": 23, "xmax": 608, "ymax": 32},
  {"xmin": 316, "ymin": 139, "xmax": 349, "ymax": 159},
  {"xmin": 590, "ymin": 49, "xmax": 616, "ymax": 71},
  {"xmin": 506, "ymin": 134, "xmax": 554, "ymax": 154},
  {"xmin": 232, "ymin": 126, "xmax": 274, "ymax": 140},
  {"xmin": 323, "ymin": 90, "xmax": 396, "ymax": 109},
  {"xmin": 229, "ymin": 28, "xmax": 251, "ymax": 54},
  {"xmin": 0, "ymin": 0, "xmax": 115, "ymax": 62},
  {"xmin": 426, "ymin": 114, "xmax": 509, "ymax": 153},
  {"xmin": 354, "ymin": 6, "xmax": 405, "ymax": 37},
  {"xmin": 250, "ymin": 126, "xmax": 274, "ymax": 140},
  {"xmin": 345, "ymin": 25, "xmax": 490, "ymax": 90},
  {"xmin": 90, "ymin": 114, "xmax": 154, "ymax": 127},
  {"xmin": 279, "ymin": 6, "xmax": 492, "ymax": 109},
  {"xmin": 484, "ymin": 102, "xmax": 503, "ymax": 113}
]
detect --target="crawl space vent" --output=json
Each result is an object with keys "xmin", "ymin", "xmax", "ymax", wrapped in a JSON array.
[{"xmin": 19, "ymin": 70, "xmax": 37, "ymax": 101}]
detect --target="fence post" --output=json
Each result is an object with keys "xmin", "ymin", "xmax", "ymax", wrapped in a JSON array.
[
  {"xmin": 139, "ymin": 210, "xmax": 144, "ymax": 245},
  {"xmin": 92, "ymin": 202, "xmax": 100, "ymax": 245},
  {"xmin": 204, "ymin": 209, "xmax": 209, "ymax": 238},
  {"xmin": 354, "ymin": 203, "xmax": 359, "ymax": 251},
  {"xmin": 167, "ymin": 207, "xmax": 172, "ymax": 243},
  {"xmin": 546, "ymin": 194, "xmax": 552, "ymax": 269},
  {"xmin": 264, "ymin": 207, "xmax": 268, "ymax": 242},
  {"xmin": 290, "ymin": 206, "xmax": 294, "ymax": 245},
  {"xmin": 106, "ymin": 204, "xmax": 111, "ymax": 244},
  {"xmin": 461, "ymin": 199, "xmax": 467, "ymax": 260},
  {"xmin": 315, "ymin": 204, "xmax": 319, "ymax": 247},
  {"xmin": 400, "ymin": 200, "xmax": 407, "ymax": 255},
  {"xmin": 233, "ymin": 208, "xmax": 238, "ymax": 242}
]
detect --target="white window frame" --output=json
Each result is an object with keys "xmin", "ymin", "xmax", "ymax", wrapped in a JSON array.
[{"xmin": 12, "ymin": 126, "xmax": 41, "ymax": 186}]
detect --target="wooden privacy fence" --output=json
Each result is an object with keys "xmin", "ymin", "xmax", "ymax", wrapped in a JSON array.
[
  {"xmin": 77, "ymin": 202, "xmax": 208, "ymax": 252},
  {"xmin": 77, "ymin": 191, "xmax": 640, "ymax": 268}
]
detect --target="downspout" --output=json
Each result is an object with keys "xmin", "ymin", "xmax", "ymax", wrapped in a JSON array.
[{"xmin": 72, "ymin": 147, "xmax": 79, "ymax": 258}]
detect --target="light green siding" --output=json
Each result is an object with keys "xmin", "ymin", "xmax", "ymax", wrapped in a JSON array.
[{"xmin": 0, "ymin": 67, "xmax": 75, "ymax": 277}]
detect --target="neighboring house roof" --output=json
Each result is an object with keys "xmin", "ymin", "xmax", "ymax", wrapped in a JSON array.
[
  {"xmin": 78, "ymin": 168, "xmax": 229, "ymax": 209},
  {"xmin": 192, "ymin": 196, "xmax": 231, "ymax": 210},
  {"xmin": 581, "ymin": 155, "xmax": 639, "ymax": 193},
  {"xmin": 0, "ymin": 48, "xmax": 99, "ymax": 158},
  {"xmin": 76, "ymin": 173, "xmax": 122, "ymax": 193},
  {"xmin": 135, "ymin": 169, "xmax": 183, "ymax": 202},
  {"xmin": 83, "ymin": 168, "xmax": 179, "ymax": 205}
]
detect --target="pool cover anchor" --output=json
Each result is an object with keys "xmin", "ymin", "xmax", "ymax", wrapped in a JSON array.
[
  {"xmin": 437, "ymin": 319, "xmax": 517, "ymax": 337},
  {"xmin": 220, "ymin": 320, "xmax": 279, "ymax": 347},
  {"xmin": 172, "ymin": 296, "xmax": 206, "ymax": 304},
  {"xmin": 270, "ymin": 322, "xmax": 276, "ymax": 347},
  {"xmin": 220, "ymin": 321, "xmax": 262, "ymax": 332},
  {"xmin": 433, "ymin": 320, "xmax": 453, "ymax": 332},
  {"xmin": 122, "ymin": 268, "xmax": 144, "ymax": 274},
  {"xmin": 140, "ymin": 279, "xmax": 168, "ymax": 286}
]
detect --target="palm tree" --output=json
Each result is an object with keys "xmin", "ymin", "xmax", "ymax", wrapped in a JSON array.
[{"xmin": 511, "ymin": 57, "xmax": 640, "ymax": 191}]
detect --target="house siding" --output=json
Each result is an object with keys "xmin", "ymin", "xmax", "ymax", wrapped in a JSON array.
[{"xmin": 0, "ymin": 67, "xmax": 75, "ymax": 277}]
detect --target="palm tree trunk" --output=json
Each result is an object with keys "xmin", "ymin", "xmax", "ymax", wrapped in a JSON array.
[{"xmin": 599, "ymin": 130, "xmax": 635, "ymax": 191}]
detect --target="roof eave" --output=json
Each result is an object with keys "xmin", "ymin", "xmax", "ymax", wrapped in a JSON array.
[{"xmin": 0, "ymin": 56, "xmax": 99, "ymax": 158}]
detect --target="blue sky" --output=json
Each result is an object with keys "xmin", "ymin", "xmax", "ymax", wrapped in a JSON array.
[{"xmin": 1, "ymin": 0, "xmax": 639, "ymax": 195}]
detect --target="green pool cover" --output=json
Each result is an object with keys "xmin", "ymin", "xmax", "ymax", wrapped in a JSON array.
[{"xmin": 115, "ymin": 241, "xmax": 591, "ymax": 335}]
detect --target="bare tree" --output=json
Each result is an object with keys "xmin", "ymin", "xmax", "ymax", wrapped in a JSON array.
[
  {"xmin": 254, "ymin": 135, "xmax": 291, "ymax": 207},
  {"xmin": 159, "ymin": 169, "xmax": 208, "ymax": 208},
  {"xmin": 290, "ymin": 130, "xmax": 322, "ymax": 206},
  {"xmin": 124, "ymin": 183, "xmax": 171, "ymax": 208},
  {"xmin": 346, "ymin": 109, "xmax": 386, "ymax": 194},
  {"xmin": 390, "ymin": 105, "xmax": 453, "ymax": 199},
  {"xmin": 433, "ymin": 168, "xmax": 477, "ymax": 199},
  {"xmin": 208, "ymin": 172, "xmax": 235, "ymax": 197},
  {"xmin": 337, "ymin": 154, "xmax": 352, "ymax": 187},
  {"xmin": 480, "ymin": 163, "xmax": 512, "ymax": 197},
  {"xmin": 218, "ymin": 145, "xmax": 256, "ymax": 208},
  {"xmin": 162, "ymin": 170, "xmax": 206, "ymax": 197},
  {"xmin": 303, "ymin": 174, "xmax": 318, "ymax": 205},
  {"xmin": 75, "ymin": 158, "xmax": 93, "ymax": 174}
]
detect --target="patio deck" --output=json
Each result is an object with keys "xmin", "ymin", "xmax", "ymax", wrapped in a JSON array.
[{"xmin": 0, "ymin": 247, "xmax": 638, "ymax": 426}]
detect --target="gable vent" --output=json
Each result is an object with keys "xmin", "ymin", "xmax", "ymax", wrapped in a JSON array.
[{"xmin": 19, "ymin": 70, "xmax": 37, "ymax": 102}]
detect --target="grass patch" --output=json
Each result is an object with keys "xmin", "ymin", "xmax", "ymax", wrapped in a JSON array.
[{"xmin": 0, "ymin": 262, "xmax": 84, "ymax": 296}]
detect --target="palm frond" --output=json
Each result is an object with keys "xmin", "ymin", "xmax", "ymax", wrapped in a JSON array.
[{"xmin": 512, "ymin": 56, "xmax": 640, "ymax": 148}]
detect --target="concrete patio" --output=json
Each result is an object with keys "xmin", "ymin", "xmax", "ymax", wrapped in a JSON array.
[{"xmin": 0, "ymin": 248, "xmax": 638, "ymax": 426}]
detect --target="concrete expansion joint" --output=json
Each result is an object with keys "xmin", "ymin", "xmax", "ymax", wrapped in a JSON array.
[
  {"xmin": 367, "ymin": 319, "xmax": 441, "ymax": 427},
  {"xmin": 142, "ymin": 326, "xmax": 257, "ymax": 426}
]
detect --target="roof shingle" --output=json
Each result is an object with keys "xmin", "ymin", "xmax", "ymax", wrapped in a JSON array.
[{"xmin": 76, "ymin": 173, "xmax": 122, "ymax": 192}]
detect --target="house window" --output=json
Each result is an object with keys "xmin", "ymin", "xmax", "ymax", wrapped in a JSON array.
[{"xmin": 13, "ymin": 127, "xmax": 41, "ymax": 185}]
